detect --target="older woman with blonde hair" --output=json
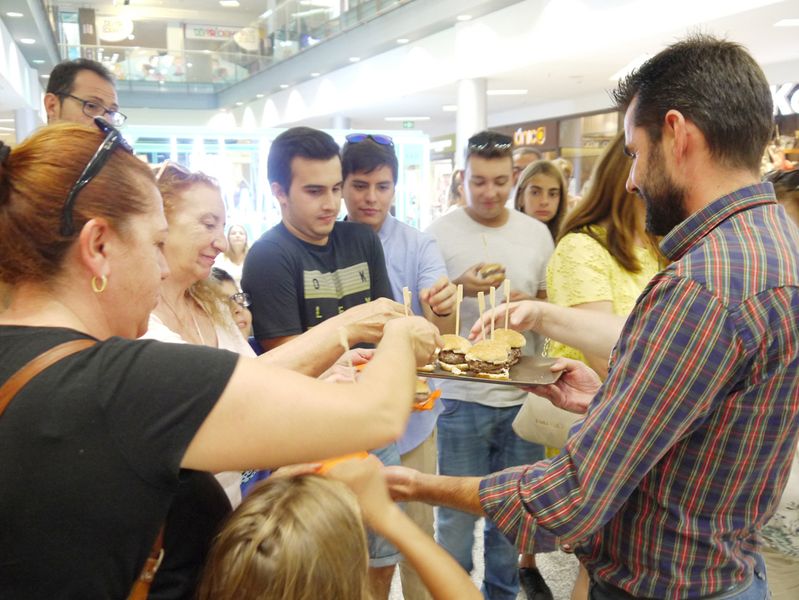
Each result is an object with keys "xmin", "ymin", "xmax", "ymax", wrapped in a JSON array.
[{"xmin": 0, "ymin": 120, "xmax": 438, "ymax": 599}]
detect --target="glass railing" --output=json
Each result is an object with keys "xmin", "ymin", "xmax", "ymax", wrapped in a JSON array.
[{"xmin": 58, "ymin": 0, "xmax": 413, "ymax": 91}]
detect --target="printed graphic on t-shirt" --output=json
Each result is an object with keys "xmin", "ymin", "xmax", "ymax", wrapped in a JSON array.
[{"xmin": 303, "ymin": 262, "xmax": 372, "ymax": 323}]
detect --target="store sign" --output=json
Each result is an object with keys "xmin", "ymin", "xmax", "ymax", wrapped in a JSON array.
[
  {"xmin": 772, "ymin": 83, "xmax": 799, "ymax": 116},
  {"xmin": 233, "ymin": 27, "xmax": 260, "ymax": 52},
  {"xmin": 513, "ymin": 126, "xmax": 546, "ymax": 146},
  {"xmin": 97, "ymin": 16, "xmax": 134, "ymax": 42},
  {"xmin": 186, "ymin": 25, "xmax": 240, "ymax": 41}
]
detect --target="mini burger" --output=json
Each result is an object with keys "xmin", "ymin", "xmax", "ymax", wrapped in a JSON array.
[
  {"xmin": 465, "ymin": 339, "xmax": 512, "ymax": 380},
  {"xmin": 492, "ymin": 328, "xmax": 526, "ymax": 366},
  {"xmin": 478, "ymin": 263, "xmax": 505, "ymax": 284},
  {"xmin": 437, "ymin": 334, "xmax": 472, "ymax": 372}
]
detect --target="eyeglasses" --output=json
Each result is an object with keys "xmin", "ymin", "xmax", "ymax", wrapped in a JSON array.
[
  {"xmin": 229, "ymin": 292, "xmax": 251, "ymax": 308},
  {"xmin": 60, "ymin": 93, "xmax": 127, "ymax": 127},
  {"xmin": 345, "ymin": 133, "xmax": 394, "ymax": 147},
  {"xmin": 60, "ymin": 117, "xmax": 134, "ymax": 237},
  {"xmin": 467, "ymin": 132, "xmax": 513, "ymax": 154}
]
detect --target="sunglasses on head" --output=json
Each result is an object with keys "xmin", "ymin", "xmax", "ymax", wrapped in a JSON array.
[
  {"xmin": 467, "ymin": 132, "xmax": 513, "ymax": 154},
  {"xmin": 345, "ymin": 133, "xmax": 394, "ymax": 147},
  {"xmin": 60, "ymin": 117, "xmax": 134, "ymax": 237},
  {"xmin": 154, "ymin": 159, "xmax": 192, "ymax": 182}
]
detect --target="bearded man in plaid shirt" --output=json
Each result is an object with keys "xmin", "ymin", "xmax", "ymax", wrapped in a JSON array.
[{"xmin": 387, "ymin": 34, "xmax": 799, "ymax": 600}]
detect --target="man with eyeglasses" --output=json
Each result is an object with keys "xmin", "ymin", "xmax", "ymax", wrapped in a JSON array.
[
  {"xmin": 341, "ymin": 133, "xmax": 457, "ymax": 600},
  {"xmin": 44, "ymin": 59, "xmax": 126, "ymax": 127},
  {"xmin": 424, "ymin": 131, "xmax": 555, "ymax": 600}
]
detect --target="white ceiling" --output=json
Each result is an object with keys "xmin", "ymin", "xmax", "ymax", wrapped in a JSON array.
[{"xmin": 276, "ymin": 0, "xmax": 799, "ymax": 136}]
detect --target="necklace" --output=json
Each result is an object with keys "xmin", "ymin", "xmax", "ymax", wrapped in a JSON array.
[{"xmin": 160, "ymin": 293, "xmax": 206, "ymax": 346}]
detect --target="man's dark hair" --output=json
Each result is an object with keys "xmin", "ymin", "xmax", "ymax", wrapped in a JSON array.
[
  {"xmin": 341, "ymin": 138, "xmax": 398, "ymax": 183},
  {"xmin": 267, "ymin": 126, "xmax": 341, "ymax": 192},
  {"xmin": 46, "ymin": 58, "xmax": 115, "ymax": 97},
  {"xmin": 466, "ymin": 130, "xmax": 513, "ymax": 162},
  {"xmin": 612, "ymin": 34, "xmax": 773, "ymax": 172}
]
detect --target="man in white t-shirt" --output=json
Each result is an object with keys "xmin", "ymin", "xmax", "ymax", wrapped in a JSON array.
[{"xmin": 426, "ymin": 131, "xmax": 554, "ymax": 600}]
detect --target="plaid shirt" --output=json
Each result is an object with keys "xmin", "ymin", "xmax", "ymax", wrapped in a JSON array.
[{"xmin": 480, "ymin": 183, "xmax": 799, "ymax": 598}]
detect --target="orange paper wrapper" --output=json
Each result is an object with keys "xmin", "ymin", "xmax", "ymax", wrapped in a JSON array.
[
  {"xmin": 317, "ymin": 451, "xmax": 369, "ymax": 474},
  {"xmin": 413, "ymin": 388, "xmax": 442, "ymax": 412}
]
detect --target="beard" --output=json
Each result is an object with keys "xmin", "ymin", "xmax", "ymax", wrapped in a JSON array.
[{"xmin": 639, "ymin": 145, "xmax": 688, "ymax": 236}]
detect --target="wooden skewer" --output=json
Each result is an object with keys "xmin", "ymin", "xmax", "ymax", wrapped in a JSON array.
[
  {"xmin": 455, "ymin": 284, "xmax": 463, "ymax": 335},
  {"xmin": 402, "ymin": 286, "xmax": 411, "ymax": 317},
  {"xmin": 490, "ymin": 286, "xmax": 496, "ymax": 339},
  {"xmin": 504, "ymin": 278, "xmax": 511, "ymax": 330},
  {"xmin": 477, "ymin": 291, "xmax": 486, "ymax": 341}
]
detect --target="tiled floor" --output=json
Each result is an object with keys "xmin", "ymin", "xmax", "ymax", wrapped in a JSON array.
[{"xmin": 389, "ymin": 518, "xmax": 580, "ymax": 599}]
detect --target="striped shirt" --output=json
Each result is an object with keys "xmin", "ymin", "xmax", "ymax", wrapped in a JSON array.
[{"xmin": 480, "ymin": 183, "xmax": 799, "ymax": 598}]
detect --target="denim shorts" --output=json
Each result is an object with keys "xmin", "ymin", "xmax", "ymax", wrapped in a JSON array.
[{"xmin": 366, "ymin": 442, "xmax": 402, "ymax": 568}]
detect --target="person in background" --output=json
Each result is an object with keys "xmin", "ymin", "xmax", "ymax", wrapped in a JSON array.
[
  {"xmin": 512, "ymin": 146, "xmax": 542, "ymax": 186},
  {"xmin": 0, "ymin": 121, "xmax": 439, "ymax": 599},
  {"xmin": 387, "ymin": 34, "xmax": 799, "ymax": 600},
  {"xmin": 197, "ymin": 456, "xmax": 481, "ymax": 600},
  {"xmin": 759, "ymin": 166, "xmax": 799, "ymax": 600},
  {"xmin": 214, "ymin": 224, "xmax": 249, "ymax": 286},
  {"xmin": 551, "ymin": 157, "xmax": 581, "ymax": 212},
  {"xmin": 342, "ymin": 133, "xmax": 457, "ymax": 600},
  {"xmin": 242, "ymin": 126, "xmax": 397, "ymax": 598},
  {"xmin": 211, "ymin": 267, "xmax": 252, "ymax": 339},
  {"xmin": 426, "ymin": 131, "xmax": 554, "ymax": 600},
  {"xmin": 513, "ymin": 160, "xmax": 568, "ymax": 243},
  {"xmin": 446, "ymin": 169, "xmax": 466, "ymax": 211},
  {"xmin": 43, "ymin": 58, "xmax": 125, "ymax": 127}
]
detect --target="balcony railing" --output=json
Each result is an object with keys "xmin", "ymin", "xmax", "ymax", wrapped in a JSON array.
[{"xmin": 59, "ymin": 0, "xmax": 412, "ymax": 91}]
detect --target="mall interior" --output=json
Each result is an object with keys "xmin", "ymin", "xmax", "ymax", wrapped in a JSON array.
[{"xmin": 1, "ymin": 0, "xmax": 797, "ymax": 237}]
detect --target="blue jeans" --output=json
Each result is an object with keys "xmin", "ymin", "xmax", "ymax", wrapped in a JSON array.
[
  {"xmin": 589, "ymin": 553, "xmax": 770, "ymax": 600},
  {"xmin": 368, "ymin": 442, "xmax": 402, "ymax": 568},
  {"xmin": 436, "ymin": 399, "xmax": 544, "ymax": 600}
]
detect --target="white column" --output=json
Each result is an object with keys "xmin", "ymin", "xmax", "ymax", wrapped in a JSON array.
[
  {"xmin": 14, "ymin": 108, "xmax": 40, "ymax": 141},
  {"xmin": 455, "ymin": 78, "xmax": 487, "ymax": 168},
  {"xmin": 331, "ymin": 114, "xmax": 351, "ymax": 130}
]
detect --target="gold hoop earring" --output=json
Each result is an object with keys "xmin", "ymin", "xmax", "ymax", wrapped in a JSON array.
[{"xmin": 91, "ymin": 275, "xmax": 108, "ymax": 293}]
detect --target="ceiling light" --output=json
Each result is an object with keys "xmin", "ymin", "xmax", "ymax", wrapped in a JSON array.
[
  {"xmin": 187, "ymin": 62, "xmax": 193, "ymax": 67},
  {"xmin": 486, "ymin": 89, "xmax": 528, "ymax": 96},
  {"xmin": 310, "ymin": 72, "xmax": 321, "ymax": 77},
  {"xmin": 235, "ymin": 101, "xmax": 243, "ymax": 106},
  {"xmin": 41, "ymin": 74, "xmax": 50, "ymax": 78},
  {"xmin": 397, "ymin": 38, "xmax": 409, "ymax": 44},
  {"xmin": 6, "ymin": 12, "xmax": 24, "ymax": 18},
  {"xmin": 32, "ymin": 59, "xmax": 45, "ymax": 64},
  {"xmin": 256, "ymin": 93, "xmax": 265, "ymax": 98},
  {"xmin": 0, "ymin": 127, "xmax": 16, "ymax": 132},
  {"xmin": 0, "ymin": 119, "xmax": 14, "ymax": 123},
  {"xmin": 19, "ymin": 38, "xmax": 36, "ymax": 45},
  {"xmin": 349, "ymin": 56, "xmax": 360, "ymax": 63},
  {"xmin": 280, "ymin": 84, "xmax": 289, "ymax": 89},
  {"xmin": 774, "ymin": 18, "xmax": 799, "ymax": 26},
  {"xmin": 456, "ymin": 14, "xmax": 472, "ymax": 21},
  {"xmin": 442, "ymin": 104, "xmax": 457, "ymax": 112},
  {"xmin": 219, "ymin": 0, "xmax": 240, "ymax": 7},
  {"xmin": 384, "ymin": 116, "xmax": 431, "ymax": 122}
]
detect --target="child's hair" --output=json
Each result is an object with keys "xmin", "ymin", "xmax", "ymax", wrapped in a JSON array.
[{"xmin": 197, "ymin": 475, "xmax": 371, "ymax": 600}]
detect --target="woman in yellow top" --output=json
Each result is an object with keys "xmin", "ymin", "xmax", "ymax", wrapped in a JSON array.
[{"xmin": 546, "ymin": 131, "xmax": 663, "ymax": 379}]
